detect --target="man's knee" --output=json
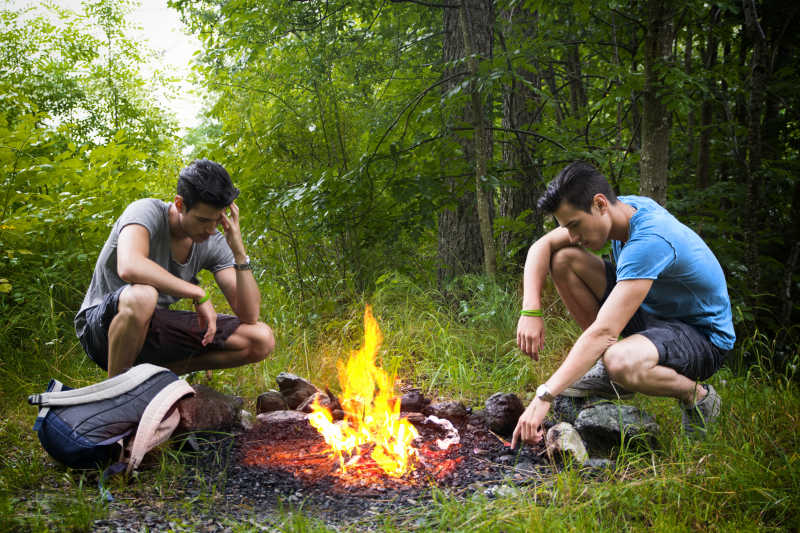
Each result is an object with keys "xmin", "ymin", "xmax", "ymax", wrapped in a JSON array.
[
  {"xmin": 550, "ymin": 246, "xmax": 583, "ymax": 277},
  {"xmin": 244, "ymin": 322, "xmax": 275, "ymax": 364},
  {"xmin": 603, "ymin": 344, "xmax": 635, "ymax": 383},
  {"xmin": 116, "ymin": 285, "xmax": 158, "ymax": 325},
  {"xmin": 603, "ymin": 336, "xmax": 658, "ymax": 385}
]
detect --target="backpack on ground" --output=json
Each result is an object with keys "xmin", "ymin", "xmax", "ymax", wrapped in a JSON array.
[{"xmin": 28, "ymin": 363, "xmax": 195, "ymax": 473}]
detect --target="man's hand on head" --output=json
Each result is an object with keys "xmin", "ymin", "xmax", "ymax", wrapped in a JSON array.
[{"xmin": 219, "ymin": 202, "xmax": 246, "ymax": 257}]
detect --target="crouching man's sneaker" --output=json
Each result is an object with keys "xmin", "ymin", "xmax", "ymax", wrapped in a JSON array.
[
  {"xmin": 681, "ymin": 384, "xmax": 721, "ymax": 438},
  {"xmin": 561, "ymin": 360, "xmax": 635, "ymax": 400}
]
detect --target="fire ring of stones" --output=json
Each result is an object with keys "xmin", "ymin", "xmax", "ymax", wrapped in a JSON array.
[{"xmin": 170, "ymin": 373, "xmax": 659, "ymax": 523}]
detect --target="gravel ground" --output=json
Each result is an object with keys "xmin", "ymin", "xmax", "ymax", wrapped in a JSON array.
[{"xmin": 90, "ymin": 419, "xmax": 553, "ymax": 531}]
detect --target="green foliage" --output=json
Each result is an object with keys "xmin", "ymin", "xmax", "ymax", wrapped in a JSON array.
[
  {"xmin": 1, "ymin": 0, "xmax": 800, "ymax": 528},
  {"xmin": 171, "ymin": 0, "xmax": 800, "ymax": 365},
  {"xmin": 0, "ymin": 1, "xmax": 182, "ymax": 337}
]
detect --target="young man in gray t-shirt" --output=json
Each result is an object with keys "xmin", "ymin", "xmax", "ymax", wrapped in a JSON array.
[{"xmin": 75, "ymin": 159, "xmax": 275, "ymax": 377}]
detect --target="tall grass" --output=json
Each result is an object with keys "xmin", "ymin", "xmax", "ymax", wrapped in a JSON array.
[{"xmin": 1, "ymin": 271, "xmax": 798, "ymax": 531}]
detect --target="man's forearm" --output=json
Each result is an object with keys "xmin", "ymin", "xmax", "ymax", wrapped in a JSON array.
[
  {"xmin": 545, "ymin": 326, "xmax": 616, "ymax": 394},
  {"xmin": 233, "ymin": 268, "xmax": 260, "ymax": 324},
  {"xmin": 521, "ymin": 239, "xmax": 551, "ymax": 310},
  {"xmin": 118, "ymin": 256, "xmax": 204, "ymax": 300}
]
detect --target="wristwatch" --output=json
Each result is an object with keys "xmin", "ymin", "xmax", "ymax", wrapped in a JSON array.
[
  {"xmin": 234, "ymin": 256, "xmax": 251, "ymax": 271},
  {"xmin": 536, "ymin": 384, "xmax": 555, "ymax": 402}
]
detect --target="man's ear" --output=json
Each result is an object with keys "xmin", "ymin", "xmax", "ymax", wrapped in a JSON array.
[
  {"xmin": 593, "ymin": 193, "xmax": 608, "ymax": 213},
  {"xmin": 174, "ymin": 195, "xmax": 185, "ymax": 212}
]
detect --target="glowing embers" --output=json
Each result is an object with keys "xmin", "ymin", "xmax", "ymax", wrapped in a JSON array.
[
  {"xmin": 307, "ymin": 305, "xmax": 419, "ymax": 478},
  {"xmin": 240, "ymin": 430, "xmax": 464, "ymax": 490}
]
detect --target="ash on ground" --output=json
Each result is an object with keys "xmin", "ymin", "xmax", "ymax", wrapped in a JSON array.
[{"xmin": 180, "ymin": 414, "xmax": 551, "ymax": 523}]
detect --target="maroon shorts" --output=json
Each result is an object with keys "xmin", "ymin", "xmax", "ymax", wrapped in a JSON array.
[{"xmin": 77, "ymin": 286, "xmax": 241, "ymax": 371}]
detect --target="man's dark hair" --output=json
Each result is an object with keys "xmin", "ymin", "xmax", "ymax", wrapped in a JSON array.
[
  {"xmin": 537, "ymin": 161, "xmax": 617, "ymax": 214},
  {"xmin": 177, "ymin": 159, "xmax": 240, "ymax": 211}
]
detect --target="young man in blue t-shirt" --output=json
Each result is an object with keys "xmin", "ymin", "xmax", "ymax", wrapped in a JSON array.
[{"xmin": 511, "ymin": 162, "xmax": 735, "ymax": 447}]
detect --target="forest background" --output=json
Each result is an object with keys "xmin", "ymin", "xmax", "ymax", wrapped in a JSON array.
[{"xmin": 1, "ymin": 0, "xmax": 799, "ymax": 530}]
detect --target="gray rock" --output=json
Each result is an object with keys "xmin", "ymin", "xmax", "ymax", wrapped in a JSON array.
[
  {"xmin": 297, "ymin": 391, "xmax": 333, "ymax": 413},
  {"xmin": 255, "ymin": 410, "xmax": 309, "ymax": 425},
  {"xmin": 400, "ymin": 389, "xmax": 429, "ymax": 412},
  {"xmin": 583, "ymin": 458, "xmax": 614, "ymax": 470},
  {"xmin": 546, "ymin": 422, "xmax": 589, "ymax": 465},
  {"xmin": 574, "ymin": 403, "xmax": 659, "ymax": 457},
  {"xmin": 514, "ymin": 460, "xmax": 536, "ymax": 475},
  {"xmin": 176, "ymin": 384, "xmax": 243, "ymax": 431},
  {"xmin": 467, "ymin": 409, "xmax": 487, "ymax": 428},
  {"xmin": 484, "ymin": 484, "xmax": 520, "ymax": 498},
  {"xmin": 256, "ymin": 390, "xmax": 287, "ymax": 413},
  {"xmin": 423, "ymin": 401, "xmax": 468, "ymax": 424},
  {"xmin": 484, "ymin": 393, "xmax": 524, "ymax": 436},
  {"xmin": 275, "ymin": 372, "xmax": 319, "ymax": 409},
  {"xmin": 552, "ymin": 395, "xmax": 612, "ymax": 424}
]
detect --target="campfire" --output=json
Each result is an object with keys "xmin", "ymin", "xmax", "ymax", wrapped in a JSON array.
[
  {"xmin": 182, "ymin": 306, "xmax": 640, "ymax": 517},
  {"xmin": 306, "ymin": 305, "xmax": 421, "ymax": 478},
  {"xmin": 240, "ymin": 306, "xmax": 479, "ymax": 490}
]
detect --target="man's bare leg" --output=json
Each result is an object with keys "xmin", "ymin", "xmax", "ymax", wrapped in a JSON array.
[
  {"xmin": 164, "ymin": 322, "xmax": 275, "ymax": 375},
  {"xmin": 107, "ymin": 284, "xmax": 158, "ymax": 377},
  {"xmin": 550, "ymin": 247, "xmax": 608, "ymax": 330},
  {"xmin": 603, "ymin": 335, "xmax": 707, "ymax": 404}
]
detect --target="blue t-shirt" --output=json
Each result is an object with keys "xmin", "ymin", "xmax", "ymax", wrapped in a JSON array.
[{"xmin": 611, "ymin": 195, "xmax": 735, "ymax": 351}]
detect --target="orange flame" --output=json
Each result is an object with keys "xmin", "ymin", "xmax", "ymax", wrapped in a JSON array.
[{"xmin": 307, "ymin": 305, "xmax": 419, "ymax": 477}]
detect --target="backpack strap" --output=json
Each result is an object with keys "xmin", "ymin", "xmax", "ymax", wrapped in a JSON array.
[
  {"xmin": 31, "ymin": 379, "xmax": 63, "ymax": 432},
  {"xmin": 126, "ymin": 379, "xmax": 195, "ymax": 473},
  {"xmin": 28, "ymin": 364, "xmax": 170, "ymax": 407}
]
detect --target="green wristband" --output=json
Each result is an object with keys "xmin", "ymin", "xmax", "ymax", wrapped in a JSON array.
[
  {"xmin": 195, "ymin": 294, "xmax": 210, "ymax": 306},
  {"xmin": 520, "ymin": 309, "xmax": 543, "ymax": 317}
]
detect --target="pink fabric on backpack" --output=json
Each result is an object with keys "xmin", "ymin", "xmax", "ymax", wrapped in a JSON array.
[{"xmin": 126, "ymin": 379, "xmax": 195, "ymax": 473}]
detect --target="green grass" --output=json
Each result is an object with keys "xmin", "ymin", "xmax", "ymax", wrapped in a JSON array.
[{"xmin": 1, "ymin": 273, "xmax": 798, "ymax": 531}]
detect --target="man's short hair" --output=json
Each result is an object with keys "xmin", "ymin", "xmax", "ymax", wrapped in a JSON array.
[
  {"xmin": 537, "ymin": 161, "xmax": 617, "ymax": 214},
  {"xmin": 177, "ymin": 159, "xmax": 240, "ymax": 211}
]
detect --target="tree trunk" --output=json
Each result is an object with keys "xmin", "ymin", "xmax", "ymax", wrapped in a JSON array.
[
  {"xmin": 684, "ymin": 26, "xmax": 696, "ymax": 173},
  {"xmin": 742, "ymin": 0, "xmax": 769, "ymax": 294},
  {"xmin": 639, "ymin": 0, "xmax": 675, "ymax": 205},
  {"xmin": 565, "ymin": 41, "xmax": 587, "ymax": 118},
  {"xmin": 696, "ymin": 6, "xmax": 719, "ymax": 189},
  {"xmin": 499, "ymin": 5, "xmax": 544, "ymax": 270},
  {"xmin": 782, "ymin": 178, "xmax": 800, "ymax": 325},
  {"xmin": 458, "ymin": 1, "xmax": 496, "ymax": 277},
  {"xmin": 438, "ymin": 0, "xmax": 494, "ymax": 285}
]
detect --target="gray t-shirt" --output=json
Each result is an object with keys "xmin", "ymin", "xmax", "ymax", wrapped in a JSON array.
[{"xmin": 75, "ymin": 198, "xmax": 235, "ymax": 337}]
